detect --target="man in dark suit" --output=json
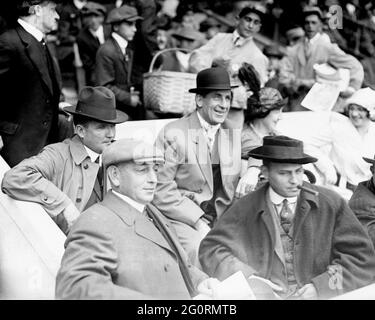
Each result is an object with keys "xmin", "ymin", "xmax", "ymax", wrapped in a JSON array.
[
  {"xmin": 199, "ymin": 135, "xmax": 375, "ymax": 299},
  {"xmin": 56, "ymin": 138, "xmax": 219, "ymax": 299},
  {"xmin": 95, "ymin": 5, "xmax": 143, "ymax": 120},
  {"xmin": 0, "ymin": 0, "xmax": 63, "ymax": 167},
  {"xmin": 76, "ymin": 2, "xmax": 108, "ymax": 85}
]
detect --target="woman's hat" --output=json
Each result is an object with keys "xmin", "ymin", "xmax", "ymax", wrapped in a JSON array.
[
  {"xmin": 345, "ymin": 87, "xmax": 375, "ymax": 114},
  {"xmin": 189, "ymin": 67, "xmax": 238, "ymax": 93},
  {"xmin": 248, "ymin": 135, "xmax": 318, "ymax": 164},
  {"xmin": 258, "ymin": 87, "xmax": 288, "ymax": 108},
  {"xmin": 65, "ymin": 86, "xmax": 128, "ymax": 124}
]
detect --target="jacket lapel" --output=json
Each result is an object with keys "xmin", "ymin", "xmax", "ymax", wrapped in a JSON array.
[
  {"xmin": 110, "ymin": 37, "xmax": 129, "ymax": 74},
  {"xmin": 103, "ymin": 191, "xmax": 174, "ymax": 254},
  {"xmin": 16, "ymin": 25, "xmax": 54, "ymax": 95},
  {"xmin": 296, "ymin": 41, "xmax": 307, "ymax": 66},
  {"xmin": 189, "ymin": 112, "xmax": 213, "ymax": 192}
]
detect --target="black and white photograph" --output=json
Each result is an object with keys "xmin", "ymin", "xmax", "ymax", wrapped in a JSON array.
[{"xmin": 1, "ymin": 0, "xmax": 375, "ymax": 307}]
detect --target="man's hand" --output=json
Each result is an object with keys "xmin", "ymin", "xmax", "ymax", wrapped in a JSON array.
[
  {"xmin": 194, "ymin": 218, "xmax": 211, "ymax": 237},
  {"xmin": 197, "ymin": 278, "xmax": 220, "ymax": 298},
  {"xmin": 130, "ymin": 88, "xmax": 141, "ymax": 107},
  {"xmin": 235, "ymin": 167, "xmax": 260, "ymax": 198},
  {"xmin": 340, "ymin": 86, "xmax": 356, "ymax": 98},
  {"xmin": 62, "ymin": 203, "xmax": 80, "ymax": 234},
  {"xmin": 0, "ymin": 135, "xmax": 3, "ymax": 151},
  {"xmin": 295, "ymin": 283, "xmax": 318, "ymax": 300}
]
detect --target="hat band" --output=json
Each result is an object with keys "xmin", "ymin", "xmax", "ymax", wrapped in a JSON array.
[
  {"xmin": 258, "ymin": 145, "xmax": 306, "ymax": 159},
  {"xmin": 76, "ymin": 101, "xmax": 117, "ymax": 121}
]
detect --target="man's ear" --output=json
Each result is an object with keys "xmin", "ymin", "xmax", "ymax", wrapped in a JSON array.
[
  {"xmin": 195, "ymin": 94, "xmax": 203, "ymax": 108},
  {"xmin": 260, "ymin": 165, "xmax": 269, "ymax": 179},
  {"xmin": 107, "ymin": 165, "xmax": 120, "ymax": 188},
  {"xmin": 75, "ymin": 124, "xmax": 85, "ymax": 139}
]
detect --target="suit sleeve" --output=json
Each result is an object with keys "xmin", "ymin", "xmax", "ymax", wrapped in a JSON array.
[
  {"xmin": 95, "ymin": 48, "xmax": 131, "ymax": 105},
  {"xmin": 55, "ymin": 212, "xmax": 155, "ymax": 300},
  {"xmin": 152, "ymin": 128, "xmax": 205, "ymax": 227},
  {"xmin": 1, "ymin": 146, "xmax": 72, "ymax": 217},
  {"xmin": 311, "ymin": 196, "xmax": 375, "ymax": 298},
  {"xmin": 199, "ymin": 201, "xmax": 257, "ymax": 281}
]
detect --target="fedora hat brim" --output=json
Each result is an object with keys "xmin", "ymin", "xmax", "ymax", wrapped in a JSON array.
[
  {"xmin": 189, "ymin": 84, "xmax": 239, "ymax": 93},
  {"xmin": 248, "ymin": 146, "xmax": 318, "ymax": 164},
  {"xmin": 363, "ymin": 156, "xmax": 375, "ymax": 164},
  {"xmin": 64, "ymin": 106, "xmax": 129, "ymax": 124}
]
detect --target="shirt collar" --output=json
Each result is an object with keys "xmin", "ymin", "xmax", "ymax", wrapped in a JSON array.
[
  {"xmin": 112, "ymin": 190, "xmax": 145, "ymax": 214},
  {"xmin": 268, "ymin": 186, "xmax": 298, "ymax": 206},
  {"xmin": 18, "ymin": 18, "xmax": 44, "ymax": 41},
  {"xmin": 308, "ymin": 32, "xmax": 321, "ymax": 45},
  {"xmin": 197, "ymin": 111, "xmax": 221, "ymax": 135},
  {"xmin": 233, "ymin": 29, "xmax": 252, "ymax": 46},
  {"xmin": 90, "ymin": 25, "xmax": 105, "ymax": 44},
  {"xmin": 83, "ymin": 145, "xmax": 101, "ymax": 164},
  {"xmin": 112, "ymin": 32, "xmax": 128, "ymax": 53}
]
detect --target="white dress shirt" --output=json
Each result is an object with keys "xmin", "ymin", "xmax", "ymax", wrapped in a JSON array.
[
  {"xmin": 90, "ymin": 25, "xmax": 105, "ymax": 45},
  {"xmin": 18, "ymin": 18, "xmax": 44, "ymax": 41},
  {"xmin": 268, "ymin": 186, "xmax": 298, "ymax": 217},
  {"xmin": 112, "ymin": 190, "xmax": 145, "ymax": 214},
  {"xmin": 83, "ymin": 145, "xmax": 101, "ymax": 165},
  {"xmin": 112, "ymin": 32, "xmax": 128, "ymax": 56},
  {"xmin": 197, "ymin": 112, "xmax": 220, "ymax": 151}
]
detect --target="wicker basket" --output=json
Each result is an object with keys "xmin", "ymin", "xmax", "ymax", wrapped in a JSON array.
[{"xmin": 143, "ymin": 48, "xmax": 196, "ymax": 115}]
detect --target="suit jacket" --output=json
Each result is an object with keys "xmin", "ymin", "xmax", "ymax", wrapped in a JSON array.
[
  {"xmin": 95, "ymin": 36, "xmax": 135, "ymax": 112},
  {"xmin": 199, "ymin": 182, "xmax": 375, "ymax": 299},
  {"xmin": 152, "ymin": 111, "xmax": 241, "ymax": 227},
  {"xmin": 1, "ymin": 135, "xmax": 100, "ymax": 232},
  {"xmin": 76, "ymin": 26, "xmax": 110, "ymax": 86},
  {"xmin": 55, "ymin": 191, "xmax": 208, "ymax": 299},
  {"xmin": 349, "ymin": 179, "xmax": 375, "ymax": 249},
  {"xmin": 0, "ymin": 25, "xmax": 61, "ymax": 167},
  {"xmin": 279, "ymin": 35, "xmax": 364, "ymax": 90}
]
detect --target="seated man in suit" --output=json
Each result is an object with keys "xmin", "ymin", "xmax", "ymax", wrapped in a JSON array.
[
  {"xmin": 152, "ymin": 67, "xmax": 242, "ymax": 266},
  {"xmin": 55, "ymin": 139, "xmax": 219, "ymax": 299},
  {"xmin": 199, "ymin": 135, "xmax": 375, "ymax": 299},
  {"xmin": 2, "ymin": 86, "xmax": 128, "ymax": 234},
  {"xmin": 349, "ymin": 154, "xmax": 375, "ymax": 249}
]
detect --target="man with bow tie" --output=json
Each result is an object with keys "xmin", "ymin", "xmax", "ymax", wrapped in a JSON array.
[
  {"xmin": 152, "ymin": 67, "xmax": 242, "ymax": 267},
  {"xmin": 95, "ymin": 5, "xmax": 143, "ymax": 120},
  {"xmin": 199, "ymin": 135, "xmax": 375, "ymax": 299},
  {"xmin": 2, "ymin": 86, "xmax": 128, "ymax": 234}
]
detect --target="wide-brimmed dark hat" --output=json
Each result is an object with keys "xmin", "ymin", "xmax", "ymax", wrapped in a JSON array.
[
  {"xmin": 189, "ymin": 67, "xmax": 238, "ymax": 93},
  {"xmin": 106, "ymin": 5, "xmax": 143, "ymax": 24},
  {"xmin": 81, "ymin": 2, "xmax": 107, "ymax": 17},
  {"xmin": 65, "ymin": 86, "xmax": 128, "ymax": 124},
  {"xmin": 248, "ymin": 136, "xmax": 317, "ymax": 164}
]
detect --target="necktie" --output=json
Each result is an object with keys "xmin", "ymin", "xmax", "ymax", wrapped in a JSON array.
[
  {"xmin": 40, "ymin": 38, "xmax": 54, "ymax": 76},
  {"xmin": 95, "ymin": 157, "xmax": 104, "ymax": 194},
  {"xmin": 280, "ymin": 199, "xmax": 294, "ymax": 235},
  {"xmin": 304, "ymin": 40, "xmax": 312, "ymax": 59}
]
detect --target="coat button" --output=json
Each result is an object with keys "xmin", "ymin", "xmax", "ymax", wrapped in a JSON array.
[
  {"xmin": 76, "ymin": 198, "xmax": 82, "ymax": 203},
  {"xmin": 43, "ymin": 196, "xmax": 48, "ymax": 201},
  {"xmin": 197, "ymin": 188, "xmax": 203, "ymax": 193},
  {"xmin": 164, "ymin": 264, "xmax": 170, "ymax": 272},
  {"xmin": 83, "ymin": 164, "xmax": 89, "ymax": 170}
]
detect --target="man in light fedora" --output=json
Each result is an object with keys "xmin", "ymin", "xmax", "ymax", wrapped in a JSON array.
[
  {"xmin": 152, "ymin": 67, "xmax": 242, "ymax": 267},
  {"xmin": 2, "ymin": 86, "xmax": 128, "ymax": 234},
  {"xmin": 199, "ymin": 135, "xmax": 375, "ymax": 299},
  {"xmin": 56, "ymin": 138, "xmax": 219, "ymax": 299},
  {"xmin": 349, "ymin": 154, "xmax": 375, "ymax": 249}
]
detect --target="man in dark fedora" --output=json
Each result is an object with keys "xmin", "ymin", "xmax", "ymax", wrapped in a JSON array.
[
  {"xmin": 2, "ymin": 86, "xmax": 128, "ymax": 234},
  {"xmin": 152, "ymin": 67, "xmax": 242, "ymax": 267},
  {"xmin": 95, "ymin": 4, "xmax": 144, "ymax": 120},
  {"xmin": 349, "ymin": 154, "xmax": 375, "ymax": 249},
  {"xmin": 199, "ymin": 135, "xmax": 375, "ymax": 299}
]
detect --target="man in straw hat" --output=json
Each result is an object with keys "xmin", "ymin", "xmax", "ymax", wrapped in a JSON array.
[
  {"xmin": 95, "ymin": 4, "xmax": 144, "ymax": 120},
  {"xmin": 200, "ymin": 135, "xmax": 375, "ymax": 299},
  {"xmin": 2, "ymin": 86, "xmax": 128, "ymax": 234},
  {"xmin": 56, "ymin": 138, "xmax": 219, "ymax": 299},
  {"xmin": 349, "ymin": 153, "xmax": 375, "ymax": 249},
  {"xmin": 152, "ymin": 67, "xmax": 242, "ymax": 267}
]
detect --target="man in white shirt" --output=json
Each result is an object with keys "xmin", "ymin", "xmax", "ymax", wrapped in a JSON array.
[
  {"xmin": 199, "ymin": 135, "xmax": 375, "ymax": 299},
  {"xmin": 152, "ymin": 67, "xmax": 242, "ymax": 267},
  {"xmin": 56, "ymin": 138, "xmax": 219, "ymax": 299},
  {"xmin": 95, "ymin": 5, "xmax": 144, "ymax": 120},
  {"xmin": 2, "ymin": 86, "xmax": 128, "ymax": 234}
]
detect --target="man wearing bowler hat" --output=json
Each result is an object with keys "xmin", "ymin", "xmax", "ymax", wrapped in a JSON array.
[
  {"xmin": 349, "ymin": 154, "xmax": 375, "ymax": 249},
  {"xmin": 56, "ymin": 138, "xmax": 219, "ymax": 299},
  {"xmin": 2, "ymin": 86, "xmax": 128, "ymax": 234},
  {"xmin": 152, "ymin": 67, "xmax": 242, "ymax": 266},
  {"xmin": 199, "ymin": 135, "xmax": 375, "ymax": 299},
  {"xmin": 95, "ymin": 4, "xmax": 144, "ymax": 120}
]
